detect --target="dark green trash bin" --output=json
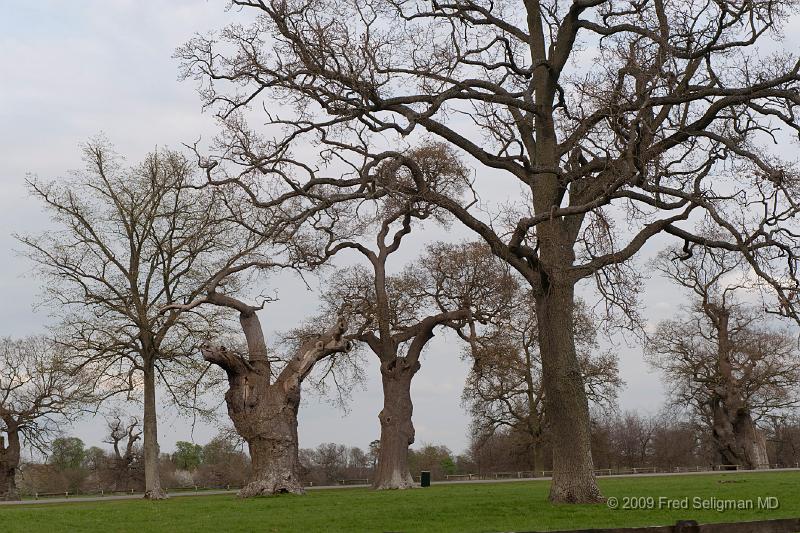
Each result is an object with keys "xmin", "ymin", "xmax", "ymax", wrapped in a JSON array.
[{"xmin": 420, "ymin": 471, "xmax": 431, "ymax": 487}]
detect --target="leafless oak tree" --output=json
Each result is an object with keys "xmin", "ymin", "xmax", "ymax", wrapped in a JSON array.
[
  {"xmin": 319, "ymin": 235, "xmax": 513, "ymax": 489},
  {"xmin": 19, "ymin": 139, "xmax": 281, "ymax": 499},
  {"xmin": 648, "ymin": 246, "xmax": 800, "ymax": 469},
  {"xmin": 180, "ymin": 0, "xmax": 800, "ymax": 502},
  {"xmin": 463, "ymin": 291, "xmax": 621, "ymax": 473},
  {"xmin": 0, "ymin": 337, "xmax": 94, "ymax": 501},
  {"xmin": 303, "ymin": 145, "xmax": 509, "ymax": 489},
  {"xmin": 165, "ymin": 271, "xmax": 353, "ymax": 497}
]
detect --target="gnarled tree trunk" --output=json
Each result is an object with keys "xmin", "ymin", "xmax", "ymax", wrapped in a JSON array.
[
  {"xmin": 712, "ymin": 400, "xmax": 770, "ymax": 469},
  {"xmin": 712, "ymin": 308, "xmax": 770, "ymax": 470},
  {"xmin": 535, "ymin": 282, "xmax": 603, "ymax": 503},
  {"xmin": 373, "ymin": 357, "xmax": 419, "ymax": 490},
  {"xmin": 0, "ymin": 428, "xmax": 20, "ymax": 501},
  {"xmin": 245, "ymin": 402, "xmax": 304, "ymax": 496},
  {"xmin": 200, "ymin": 297, "xmax": 350, "ymax": 498},
  {"xmin": 142, "ymin": 357, "xmax": 166, "ymax": 499},
  {"xmin": 213, "ymin": 350, "xmax": 305, "ymax": 496}
]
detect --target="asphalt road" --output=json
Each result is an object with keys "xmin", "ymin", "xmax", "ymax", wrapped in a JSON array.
[{"xmin": 2, "ymin": 467, "xmax": 797, "ymax": 506}]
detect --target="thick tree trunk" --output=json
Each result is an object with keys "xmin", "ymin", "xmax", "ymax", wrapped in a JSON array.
[
  {"xmin": 0, "ymin": 430, "xmax": 20, "ymax": 501},
  {"xmin": 229, "ymin": 381, "xmax": 305, "ymax": 497},
  {"xmin": 142, "ymin": 358, "xmax": 167, "ymax": 499},
  {"xmin": 204, "ymin": 340, "xmax": 305, "ymax": 497},
  {"xmin": 373, "ymin": 357, "xmax": 418, "ymax": 490},
  {"xmin": 535, "ymin": 283, "xmax": 603, "ymax": 503},
  {"xmin": 198, "ymin": 302, "xmax": 350, "ymax": 497},
  {"xmin": 711, "ymin": 307, "xmax": 769, "ymax": 470},
  {"xmin": 712, "ymin": 402, "xmax": 770, "ymax": 469}
]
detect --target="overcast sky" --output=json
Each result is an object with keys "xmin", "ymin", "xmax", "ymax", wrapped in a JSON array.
[{"xmin": 2, "ymin": 2, "xmax": 799, "ymax": 459}]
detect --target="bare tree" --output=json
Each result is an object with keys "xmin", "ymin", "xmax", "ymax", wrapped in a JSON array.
[
  {"xmin": 19, "ymin": 139, "xmax": 278, "ymax": 499},
  {"xmin": 0, "ymin": 337, "xmax": 94, "ymax": 500},
  {"xmin": 647, "ymin": 411, "xmax": 704, "ymax": 471},
  {"xmin": 766, "ymin": 414, "xmax": 800, "ymax": 468},
  {"xmin": 319, "ymin": 237, "xmax": 513, "ymax": 489},
  {"xmin": 180, "ymin": 0, "xmax": 800, "ymax": 502},
  {"xmin": 608, "ymin": 412, "xmax": 656, "ymax": 469},
  {"xmin": 105, "ymin": 415, "xmax": 141, "ymax": 465},
  {"xmin": 165, "ymin": 270, "xmax": 353, "ymax": 497},
  {"xmin": 291, "ymin": 144, "xmax": 510, "ymax": 490},
  {"xmin": 648, "ymin": 246, "xmax": 800, "ymax": 469},
  {"xmin": 463, "ymin": 290, "xmax": 621, "ymax": 472},
  {"xmin": 103, "ymin": 413, "xmax": 141, "ymax": 490},
  {"xmin": 590, "ymin": 409, "xmax": 705, "ymax": 470}
]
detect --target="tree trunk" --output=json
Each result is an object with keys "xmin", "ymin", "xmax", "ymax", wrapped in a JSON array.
[
  {"xmin": 373, "ymin": 357, "xmax": 419, "ymax": 490},
  {"xmin": 205, "ymin": 344, "xmax": 305, "ymax": 497},
  {"xmin": 231, "ymin": 383, "xmax": 305, "ymax": 497},
  {"xmin": 712, "ymin": 402, "xmax": 770, "ymax": 469},
  {"xmin": 527, "ymin": 441, "xmax": 538, "ymax": 473},
  {"xmin": 142, "ymin": 357, "xmax": 167, "ymax": 499},
  {"xmin": 0, "ymin": 429, "xmax": 20, "ymax": 501},
  {"xmin": 199, "ymin": 304, "xmax": 350, "ymax": 497},
  {"xmin": 734, "ymin": 411, "xmax": 770, "ymax": 469},
  {"xmin": 535, "ymin": 282, "xmax": 604, "ymax": 503},
  {"xmin": 711, "ymin": 307, "xmax": 770, "ymax": 470}
]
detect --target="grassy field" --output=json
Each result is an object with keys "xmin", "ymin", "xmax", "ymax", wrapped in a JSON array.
[{"xmin": 2, "ymin": 471, "xmax": 798, "ymax": 532}]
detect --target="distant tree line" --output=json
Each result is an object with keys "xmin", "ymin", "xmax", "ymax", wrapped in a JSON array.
[
  {"xmin": 461, "ymin": 411, "xmax": 800, "ymax": 476},
  {"xmin": 17, "ymin": 429, "xmax": 249, "ymax": 496},
  {"xmin": 13, "ymin": 407, "xmax": 800, "ymax": 497}
]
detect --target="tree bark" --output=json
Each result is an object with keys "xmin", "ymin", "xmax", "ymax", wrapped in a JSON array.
[
  {"xmin": 0, "ymin": 428, "xmax": 20, "ymax": 501},
  {"xmin": 373, "ymin": 357, "xmax": 419, "ymax": 490},
  {"xmin": 223, "ymin": 367, "xmax": 305, "ymax": 497},
  {"xmin": 199, "ymin": 311, "xmax": 350, "ymax": 497},
  {"xmin": 711, "ymin": 307, "xmax": 770, "ymax": 470},
  {"xmin": 712, "ymin": 401, "xmax": 770, "ymax": 469},
  {"xmin": 535, "ymin": 282, "xmax": 604, "ymax": 503},
  {"xmin": 142, "ymin": 357, "xmax": 167, "ymax": 499}
]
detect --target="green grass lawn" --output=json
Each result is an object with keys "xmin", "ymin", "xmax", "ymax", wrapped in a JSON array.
[{"xmin": 2, "ymin": 471, "xmax": 798, "ymax": 532}]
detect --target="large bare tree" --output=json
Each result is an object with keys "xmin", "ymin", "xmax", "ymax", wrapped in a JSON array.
[
  {"xmin": 0, "ymin": 337, "xmax": 94, "ymax": 501},
  {"xmin": 19, "ymin": 140, "xmax": 279, "ymax": 499},
  {"xmin": 463, "ymin": 291, "xmax": 621, "ymax": 473},
  {"xmin": 180, "ymin": 0, "xmax": 800, "ymax": 501},
  {"xmin": 165, "ymin": 270, "xmax": 353, "ymax": 497},
  {"xmin": 320, "ymin": 235, "xmax": 513, "ymax": 489},
  {"xmin": 648, "ymin": 246, "xmax": 800, "ymax": 469}
]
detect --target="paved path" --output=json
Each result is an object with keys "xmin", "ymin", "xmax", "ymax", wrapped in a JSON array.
[{"xmin": 3, "ymin": 467, "xmax": 797, "ymax": 506}]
